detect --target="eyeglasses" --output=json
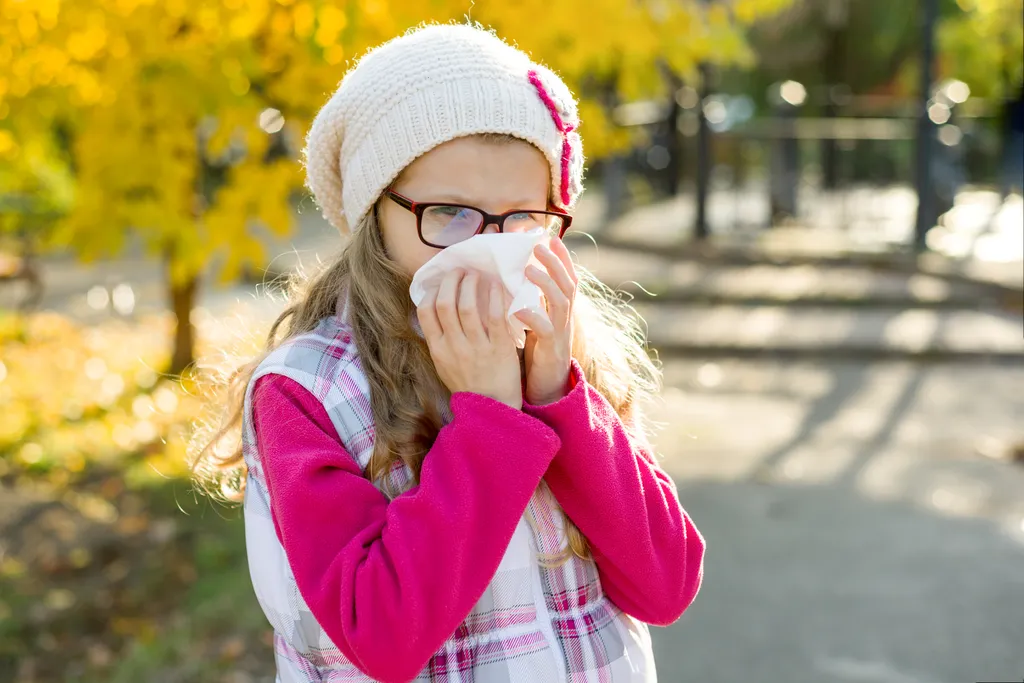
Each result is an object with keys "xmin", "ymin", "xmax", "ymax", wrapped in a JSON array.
[{"xmin": 385, "ymin": 189, "xmax": 573, "ymax": 249}]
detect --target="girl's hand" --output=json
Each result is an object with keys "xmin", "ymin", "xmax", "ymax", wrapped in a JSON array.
[
  {"xmin": 515, "ymin": 238, "xmax": 578, "ymax": 406},
  {"xmin": 418, "ymin": 269, "xmax": 523, "ymax": 410}
]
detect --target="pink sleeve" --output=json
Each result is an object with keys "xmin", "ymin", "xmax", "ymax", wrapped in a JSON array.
[
  {"xmin": 252, "ymin": 373, "xmax": 561, "ymax": 683},
  {"xmin": 523, "ymin": 361, "xmax": 705, "ymax": 626}
]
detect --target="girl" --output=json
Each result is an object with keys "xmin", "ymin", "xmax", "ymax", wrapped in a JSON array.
[{"xmin": 193, "ymin": 22, "xmax": 705, "ymax": 683}]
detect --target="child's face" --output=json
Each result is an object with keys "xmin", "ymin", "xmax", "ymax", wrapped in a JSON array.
[{"xmin": 379, "ymin": 135, "xmax": 551, "ymax": 276}]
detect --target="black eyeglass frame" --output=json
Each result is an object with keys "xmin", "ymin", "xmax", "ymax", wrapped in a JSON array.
[{"xmin": 384, "ymin": 188, "xmax": 573, "ymax": 249}]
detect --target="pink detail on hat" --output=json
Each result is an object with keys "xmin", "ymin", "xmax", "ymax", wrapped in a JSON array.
[
  {"xmin": 528, "ymin": 69, "xmax": 575, "ymax": 206},
  {"xmin": 559, "ymin": 138, "xmax": 573, "ymax": 207}
]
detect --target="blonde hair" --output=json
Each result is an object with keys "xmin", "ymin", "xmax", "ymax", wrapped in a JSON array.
[{"xmin": 191, "ymin": 139, "xmax": 661, "ymax": 566}]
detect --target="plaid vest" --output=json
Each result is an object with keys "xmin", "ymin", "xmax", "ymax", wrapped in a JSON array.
[{"xmin": 242, "ymin": 315, "xmax": 657, "ymax": 682}]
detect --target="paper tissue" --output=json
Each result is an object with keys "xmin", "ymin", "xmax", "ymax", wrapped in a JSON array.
[{"xmin": 409, "ymin": 228, "xmax": 549, "ymax": 347}]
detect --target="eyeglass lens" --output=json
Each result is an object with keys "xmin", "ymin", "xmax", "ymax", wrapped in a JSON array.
[{"xmin": 421, "ymin": 206, "xmax": 565, "ymax": 247}]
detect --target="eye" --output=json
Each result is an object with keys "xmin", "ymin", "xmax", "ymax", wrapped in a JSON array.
[{"xmin": 507, "ymin": 212, "xmax": 532, "ymax": 221}]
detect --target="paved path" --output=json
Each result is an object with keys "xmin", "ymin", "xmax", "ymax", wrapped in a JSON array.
[
  {"xmin": 649, "ymin": 358, "xmax": 1024, "ymax": 683},
  {"xmin": 566, "ymin": 240, "xmax": 1023, "ymax": 359},
  {"xmin": 597, "ymin": 188, "xmax": 1023, "ymax": 292},
  {"xmin": 638, "ymin": 304, "xmax": 1024, "ymax": 358}
]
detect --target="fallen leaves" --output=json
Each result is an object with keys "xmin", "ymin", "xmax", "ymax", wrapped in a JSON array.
[{"xmin": 0, "ymin": 309, "xmax": 272, "ymax": 681}]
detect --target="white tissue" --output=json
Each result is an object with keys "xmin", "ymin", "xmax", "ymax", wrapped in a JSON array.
[{"xmin": 409, "ymin": 228, "xmax": 548, "ymax": 347}]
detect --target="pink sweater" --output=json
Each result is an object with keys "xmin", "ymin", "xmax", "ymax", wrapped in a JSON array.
[{"xmin": 251, "ymin": 361, "xmax": 704, "ymax": 681}]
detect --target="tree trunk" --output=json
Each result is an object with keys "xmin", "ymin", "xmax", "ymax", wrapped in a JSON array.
[
  {"xmin": 663, "ymin": 67, "xmax": 684, "ymax": 197},
  {"xmin": 770, "ymin": 99, "xmax": 800, "ymax": 224},
  {"xmin": 694, "ymin": 63, "xmax": 712, "ymax": 241},
  {"xmin": 820, "ymin": 28, "xmax": 845, "ymax": 190},
  {"xmin": 821, "ymin": 0, "xmax": 849, "ymax": 191},
  {"xmin": 168, "ymin": 272, "xmax": 199, "ymax": 376},
  {"xmin": 913, "ymin": 0, "xmax": 939, "ymax": 249}
]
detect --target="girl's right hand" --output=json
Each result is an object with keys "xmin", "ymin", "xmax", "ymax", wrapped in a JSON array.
[{"xmin": 417, "ymin": 269, "xmax": 523, "ymax": 410}]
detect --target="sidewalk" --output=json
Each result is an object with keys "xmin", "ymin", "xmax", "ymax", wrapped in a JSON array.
[
  {"xmin": 590, "ymin": 188, "xmax": 1023, "ymax": 293},
  {"xmin": 647, "ymin": 354, "xmax": 1024, "ymax": 682},
  {"xmin": 561, "ymin": 189, "xmax": 1024, "ymax": 361}
]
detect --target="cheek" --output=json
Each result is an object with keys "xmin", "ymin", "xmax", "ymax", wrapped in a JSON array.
[
  {"xmin": 383, "ymin": 229, "xmax": 441, "ymax": 277},
  {"xmin": 379, "ymin": 205, "xmax": 441, "ymax": 276}
]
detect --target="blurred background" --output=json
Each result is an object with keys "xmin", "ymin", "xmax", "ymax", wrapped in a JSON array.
[{"xmin": 1, "ymin": 1, "xmax": 1022, "ymax": 681}]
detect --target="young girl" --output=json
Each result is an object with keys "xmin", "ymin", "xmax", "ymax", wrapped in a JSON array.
[{"xmin": 193, "ymin": 22, "xmax": 705, "ymax": 683}]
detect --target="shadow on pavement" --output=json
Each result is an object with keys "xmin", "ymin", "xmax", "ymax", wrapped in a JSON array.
[{"xmin": 653, "ymin": 479, "xmax": 1024, "ymax": 683}]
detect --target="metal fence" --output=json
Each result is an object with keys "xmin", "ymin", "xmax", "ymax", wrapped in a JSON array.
[{"xmin": 596, "ymin": 84, "xmax": 1010, "ymax": 248}]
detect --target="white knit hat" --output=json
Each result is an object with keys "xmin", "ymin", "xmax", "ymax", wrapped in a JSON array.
[{"xmin": 303, "ymin": 23, "xmax": 585, "ymax": 234}]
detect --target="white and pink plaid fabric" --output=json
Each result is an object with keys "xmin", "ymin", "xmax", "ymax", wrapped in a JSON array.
[{"xmin": 242, "ymin": 315, "xmax": 657, "ymax": 682}]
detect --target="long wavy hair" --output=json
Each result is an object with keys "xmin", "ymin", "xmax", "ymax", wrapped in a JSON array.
[{"xmin": 190, "ymin": 138, "xmax": 661, "ymax": 565}]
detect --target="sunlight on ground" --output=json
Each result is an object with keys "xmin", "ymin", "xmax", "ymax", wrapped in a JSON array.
[
  {"xmin": 927, "ymin": 194, "xmax": 1024, "ymax": 262},
  {"xmin": 651, "ymin": 359, "xmax": 1024, "ymax": 547}
]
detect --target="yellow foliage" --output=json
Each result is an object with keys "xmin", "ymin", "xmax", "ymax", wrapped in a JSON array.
[
  {"xmin": 1, "ymin": 0, "xmax": 791, "ymax": 279},
  {"xmin": 0, "ymin": 311, "xmax": 210, "ymax": 485},
  {"xmin": 939, "ymin": 0, "xmax": 1023, "ymax": 98}
]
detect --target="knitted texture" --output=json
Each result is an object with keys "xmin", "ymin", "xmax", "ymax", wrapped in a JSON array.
[{"xmin": 303, "ymin": 23, "xmax": 585, "ymax": 234}]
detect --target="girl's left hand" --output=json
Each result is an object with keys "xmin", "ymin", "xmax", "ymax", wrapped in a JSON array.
[{"xmin": 515, "ymin": 237, "xmax": 579, "ymax": 406}]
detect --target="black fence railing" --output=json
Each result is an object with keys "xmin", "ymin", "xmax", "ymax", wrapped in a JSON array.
[{"xmin": 595, "ymin": 88, "xmax": 1010, "ymax": 249}]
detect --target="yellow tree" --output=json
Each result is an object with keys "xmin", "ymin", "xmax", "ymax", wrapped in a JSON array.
[
  {"xmin": 475, "ymin": 0, "xmax": 794, "ymax": 157},
  {"xmin": 1, "ymin": 0, "xmax": 791, "ymax": 373},
  {"xmin": 938, "ymin": 0, "xmax": 1024, "ymax": 99},
  {"xmin": 0, "ymin": 0, "xmax": 439, "ymax": 373}
]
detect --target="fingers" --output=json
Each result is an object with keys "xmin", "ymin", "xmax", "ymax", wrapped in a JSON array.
[
  {"xmin": 514, "ymin": 307, "xmax": 555, "ymax": 339},
  {"xmin": 486, "ymin": 280, "xmax": 509, "ymax": 342},
  {"xmin": 458, "ymin": 270, "xmax": 486, "ymax": 343},
  {"xmin": 434, "ymin": 269, "xmax": 464, "ymax": 337},
  {"xmin": 526, "ymin": 263, "xmax": 570, "ymax": 328},
  {"xmin": 540, "ymin": 239, "xmax": 578, "ymax": 298},
  {"xmin": 549, "ymin": 237, "xmax": 578, "ymax": 277}
]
